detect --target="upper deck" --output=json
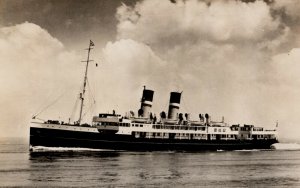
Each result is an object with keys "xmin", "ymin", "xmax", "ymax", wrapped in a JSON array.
[{"xmin": 92, "ymin": 113, "xmax": 278, "ymax": 141}]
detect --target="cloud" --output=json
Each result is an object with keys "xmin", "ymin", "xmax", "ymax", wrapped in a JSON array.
[
  {"xmin": 266, "ymin": 0, "xmax": 300, "ymax": 51},
  {"xmin": 273, "ymin": 0, "xmax": 300, "ymax": 20},
  {"xmin": 98, "ymin": 39, "xmax": 172, "ymax": 113},
  {"xmin": 113, "ymin": 0, "xmax": 293, "ymax": 97},
  {"xmin": 117, "ymin": 0, "xmax": 286, "ymax": 49},
  {"xmin": 0, "ymin": 22, "xmax": 81, "ymax": 137}
]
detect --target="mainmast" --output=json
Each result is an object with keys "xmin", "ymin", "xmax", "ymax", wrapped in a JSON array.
[{"xmin": 78, "ymin": 40, "xmax": 94, "ymax": 125}]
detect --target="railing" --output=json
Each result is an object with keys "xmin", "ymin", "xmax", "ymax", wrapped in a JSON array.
[{"xmin": 152, "ymin": 124, "xmax": 206, "ymax": 131}]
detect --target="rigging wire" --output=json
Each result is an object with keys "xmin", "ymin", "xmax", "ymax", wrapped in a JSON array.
[
  {"xmin": 32, "ymin": 92, "xmax": 66, "ymax": 119},
  {"xmin": 69, "ymin": 94, "xmax": 80, "ymax": 123},
  {"xmin": 34, "ymin": 91, "xmax": 57, "ymax": 116},
  {"xmin": 82, "ymin": 78, "xmax": 97, "ymax": 123},
  {"xmin": 70, "ymin": 63, "xmax": 98, "ymax": 124},
  {"xmin": 87, "ymin": 78, "xmax": 96, "ymax": 105}
]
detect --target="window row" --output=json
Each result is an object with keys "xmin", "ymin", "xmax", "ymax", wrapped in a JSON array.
[
  {"xmin": 153, "ymin": 125, "xmax": 206, "ymax": 131},
  {"xmin": 214, "ymin": 128, "xmax": 227, "ymax": 132}
]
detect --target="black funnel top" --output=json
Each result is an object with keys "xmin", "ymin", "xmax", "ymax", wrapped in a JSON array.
[
  {"xmin": 142, "ymin": 89, "xmax": 154, "ymax": 102},
  {"xmin": 169, "ymin": 92, "xmax": 181, "ymax": 104}
]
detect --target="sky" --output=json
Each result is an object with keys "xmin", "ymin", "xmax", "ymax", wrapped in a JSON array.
[{"xmin": 0, "ymin": 0, "xmax": 300, "ymax": 142}]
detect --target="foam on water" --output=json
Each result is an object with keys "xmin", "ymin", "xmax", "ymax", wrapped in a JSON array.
[
  {"xmin": 30, "ymin": 146, "xmax": 115, "ymax": 152},
  {"xmin": 30, "ymin": 143, "xmax": 300, "ymax": 152},
  {"xmin": 271, "ymin": 143, "xmax": 300, "ymax": 151},
  {"xmin": 234, "ymin": 149, "xmax": 262, "ymax": 152}
]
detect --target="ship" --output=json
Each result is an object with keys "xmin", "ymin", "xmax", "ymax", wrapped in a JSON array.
[{"xmin": 30, "ymin": 41, "xmax": 279, "ymax": 151}]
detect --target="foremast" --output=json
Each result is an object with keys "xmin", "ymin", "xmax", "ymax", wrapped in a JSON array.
[{"xmin": 78, "ymin": 40, "xmax": 95, "ymax": 125}]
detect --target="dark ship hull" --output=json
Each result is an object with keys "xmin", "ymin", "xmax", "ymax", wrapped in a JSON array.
[{"xmin": 30, "ymin": 127, "xmax": 278, "ymax": 151}]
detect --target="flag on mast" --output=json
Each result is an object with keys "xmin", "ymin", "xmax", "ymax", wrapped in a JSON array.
[{"xmin": 90, "ymin": 40, "xmax": 95, "ymax": 47}]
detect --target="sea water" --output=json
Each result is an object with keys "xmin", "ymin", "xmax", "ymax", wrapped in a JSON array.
[{"xmin": 0, "ymin": 138, "xmax": 300, "ymax": 187}]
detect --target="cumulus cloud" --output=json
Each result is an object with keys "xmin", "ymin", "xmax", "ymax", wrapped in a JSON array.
[
  {"xmin": 271, "ymin": 0, "xmax": 300, "ymax": 49},
  {"xmin": 113, "ymin": 0, "xmax": 292, "ymax": 97},
  {"xmin": 0, "ymin": 22, "xmax": 81, "ymax": 137},
  {"xmin": 273, "ymin": 0, "xmax": 300, "ymax": 20},
  {"xmin": 98, "ymin": 39, "xmax": 167, "ymax": 112},
  {"xmin": 117, "ymin": 0, "xmax": 287, "ymax": 49}
]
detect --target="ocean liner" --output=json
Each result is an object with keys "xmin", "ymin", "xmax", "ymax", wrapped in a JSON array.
[{"xmin": 30, "ymin": 41, "xmax": 278, "ymax": 151}]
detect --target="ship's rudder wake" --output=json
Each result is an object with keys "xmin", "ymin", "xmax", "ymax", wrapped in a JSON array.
[{"xmin": 271, "ymin": 143, "xmax": 300, "ymax": 151}]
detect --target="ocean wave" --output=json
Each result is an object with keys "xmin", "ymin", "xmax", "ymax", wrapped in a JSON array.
[
  {"xmin": 234, "ymin": 149, "xmax": 262, "ymax": 152},
  {"xmin": 30, "ymin": 146, "xmax": 115, "ymax": 152},
  {"xmin": 271, "ymin": 143, "xmax": 300, "ymax": 151}
]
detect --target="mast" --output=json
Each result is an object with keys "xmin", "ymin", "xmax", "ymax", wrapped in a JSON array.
[{"xmin": 78, "ymin": 40, "xmax": 94, "ymax": 125}]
